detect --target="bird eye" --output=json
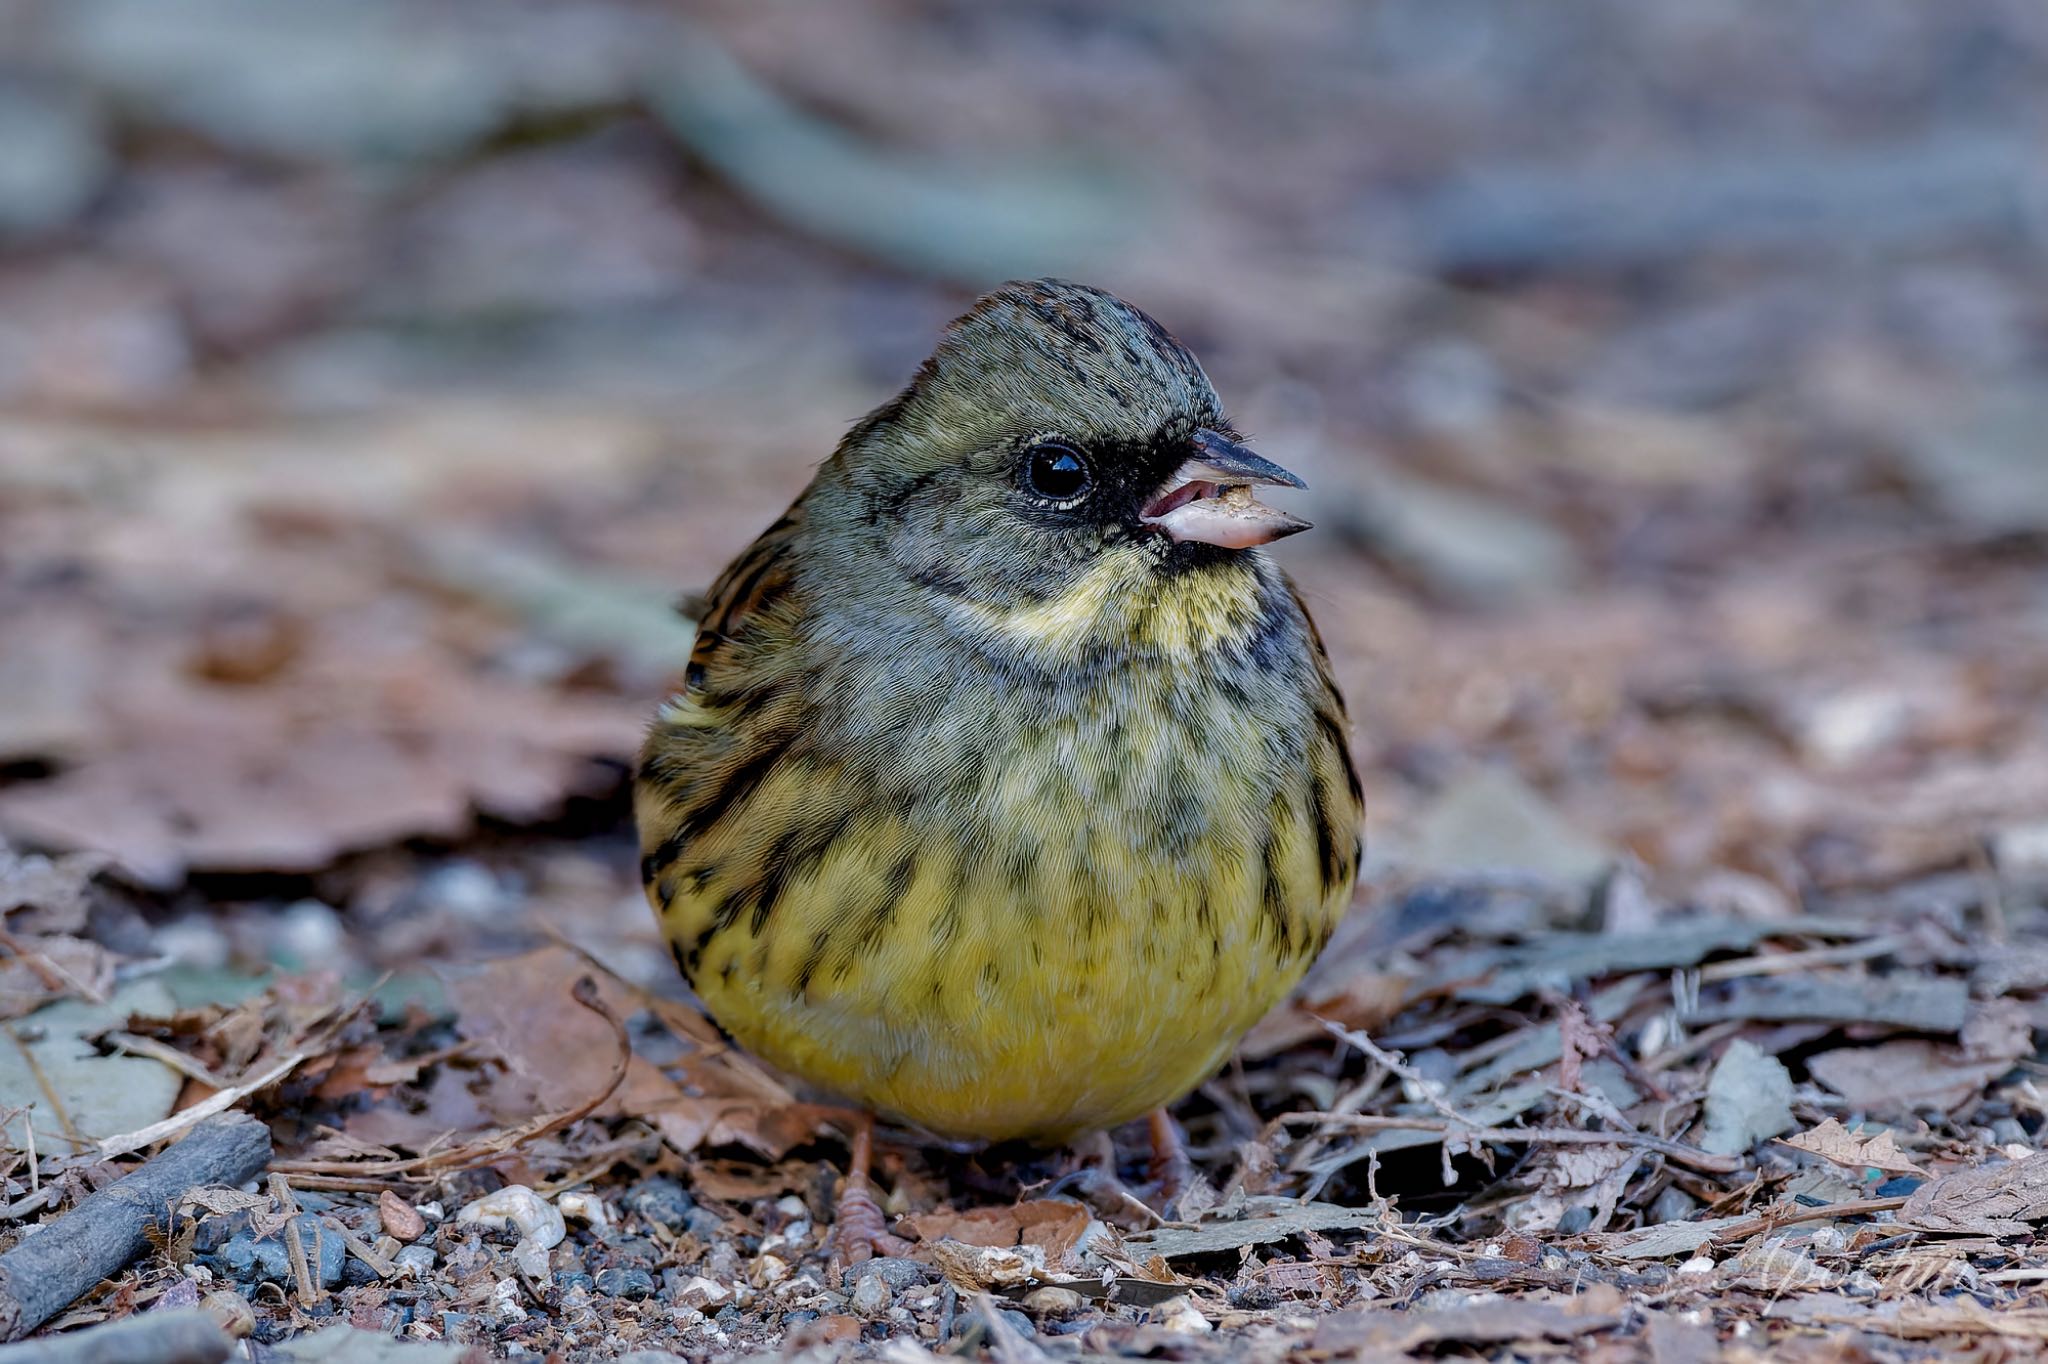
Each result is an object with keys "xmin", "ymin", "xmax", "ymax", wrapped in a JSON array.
[{"xmin": 1022, "ymin": 443, "xmax": 1091, "ymax": 502}]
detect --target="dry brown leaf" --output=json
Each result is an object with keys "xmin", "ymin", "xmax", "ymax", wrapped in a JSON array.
[
  {"xmin": 0, "ymin": 932, "xmax": 115, "ymax": 1020},
  {"xmin": 442, "ymin": 948, "xmax": 640, "ymax": 1120},
  {"xmin": 906, "ymin": 1201, "xmax": 1094, "ymax": 1270},
  {"xmin": 925, "ymin": 1239, "xmax": 1049, "ymax": 1293},
  {"xmin": 1899, "ymin": 1152, "xmax": 2048, "ymax": 1236},
  {"xmin": 1807, "ymin": 1040, "xmax": 2015, "ymax": 1115},
  {"xmin": 1777, "ymin": 1118, "xmax": 1925, "ymax": 1176}
]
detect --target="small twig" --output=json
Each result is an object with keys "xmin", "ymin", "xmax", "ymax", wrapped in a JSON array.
[
  {"xmin": 1321, "ymin": 1021, "xmax": 1489, "ymax": 1128},
  {"xmin": 102, "ymin": 1034, "xmax": 230, "ymax": 1091},
  {"xmin": 94, "ymin": 1050, "xmax": 307, "ymax": 1161},
  {"xmin": 4, "ymin": 1029, "xmax": 82, "ymax": 1152},
  {"xmin": 327, "ymin": 1216, "xmax": 396, "ymax": 1281},
  {"xmin": 1264, "ymin": 1111, "xmax": 1745, "ymax": 1175},
  {"xmin": 1707, "ymin": 1195, "xmax": 1908, "ymax": 1244},
  {"xmin": 283, "ymin": 1210, "xmax": 320, "ymax": 1309},
  {"xmin": 1694, "ymin": 937, "xmax": 1905, "ymax": 983},
  {"xmin": 266, "ymin": 1172, "xmax": 299, "ymax": 1220}
]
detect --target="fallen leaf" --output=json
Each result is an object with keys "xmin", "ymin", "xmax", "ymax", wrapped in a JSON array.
[
  {"xmin": 926, "ymin": 1239, "xmax": 1048, "ymax": 1292},
  {"xmin": 1900, "ymin": 1152, "xmax": 2048, "ymax": 1236},
  {"xmin": 1594, "ymin": 1218, "xmax": 1747, "ymax": 1261},
  {"xmin": 907, "ymin": 1201, "xmax": 1093, "ymax": 1270},
  {"xmin": 1808, "ymin": 1040, "xmax": 2013, "ymax": 1116},
  {"xmin": 0, "ymin": 979, "xmax": 181, "ymax": 1150},
  {"xmin": 1121, "ymin": 1200, "xmax": 1376, "ymax": 1260},
  {"xmin": 1314, "ymin": 1295, "xmax": 1620, "ymax": 1353},
  {"xmin": 1696, "ymin": 1039, "xmax": 1795, "ymax": 1155},
  {"xmin": 1777, "ymin": 1117, "xmax": 1925, "ymax": 1176}
]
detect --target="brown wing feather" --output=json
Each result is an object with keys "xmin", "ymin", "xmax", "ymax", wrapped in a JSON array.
[{"xmin": 637, "ymin": 500, "xmax": 810, "ymax": 908}]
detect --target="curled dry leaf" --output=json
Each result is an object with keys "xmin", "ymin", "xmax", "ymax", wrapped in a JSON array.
[
  {"xmin": 905, "ymin": 1200, "xmax": 1095, "ymax": 1271},
  {"xmin": 1776, "ymin": 1117, "xmax": 1925, "ymax": 1176},
  {"xmin": 926, "ymin": 1239, "xmax": 1048, "ymax": 1292}
]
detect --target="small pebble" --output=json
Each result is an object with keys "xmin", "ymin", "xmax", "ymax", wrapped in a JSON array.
[
  {"xmin": 846, "ymin": 1256, "xmax": 927, "ymax": 1291},
  {"xmin": 848, "ymin": 1273, "xmax": 891, "ymax": 1317},
  {"xmin": 816, "ymin": 1315, "xmax": 860, "ymax": 1343},
  {"xmin": 202, "ymin": 1290, "xmax": 256, "ymax": 1337},
  {"xmin": 380, "ymin": 1189, "xmax": 427, "ymax": 1242},
  {"xmin": 596, "ymin": 1266, "xmax": 658, "ymax": 1300},
  {"xmin": 394, "ymin": 1244, "xmax": 438, "ymax": 1278},
  {"xmin": 954, "ymin": 1306, "xmax": 1035, "ymax": 1339},
  {"xmin": 1022, "ymin": 1286, "xmax": 1085, "ymax": 1315},
  {"xmin": 622, "ymin": 1177, "xmax": 695, "ymax": 1230}
]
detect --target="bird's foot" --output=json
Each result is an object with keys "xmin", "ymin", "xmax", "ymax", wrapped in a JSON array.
[
  {"xmin": 824, "ymin": 1110, "xmax": 912, "ymax": 1280},
  {"xmin": 827, "ymin": 1170, "xmax": 914, "ymax": 1276},
  {"xmin": 1146, "ymin": 1108, "xmax": 1195, "ymax": 1216}
]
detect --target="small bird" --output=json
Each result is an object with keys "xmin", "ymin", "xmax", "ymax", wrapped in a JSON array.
[{"xmin": 636, "ymin": 279, "xmax": 1362, "ymax": 1258}]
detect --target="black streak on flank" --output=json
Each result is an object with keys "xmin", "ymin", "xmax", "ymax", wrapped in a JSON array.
[
  {"xmin": 643, "ymin": 728, "xmax": 800, "ymax": 879},
  {"xmin": 1309, "ymin": 768, "xmax": 1343, "ymax": 893},
  {"xmin": 1259, "ymin": 809, "xmax": 1293, "ymax": 955},
  {"xmin": 835, "ymin": 848, "xmax": 920, "ymax": 980},
  {"xmin": 1316, "ymin": 707, "xmax": 1364, "ymax": 805},
  {"xmin": 746, "ymin": 805, "xmax": 857, "ymax": 938},
  {"xmin": 795, "ymin": 927, "xmax": 833, "ymax": 997}
]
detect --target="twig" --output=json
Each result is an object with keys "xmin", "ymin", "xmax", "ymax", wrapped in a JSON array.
[
  {"xmin": 1321, "ymin": 1021, "xmax": 1489, "ymax": 1128},
  {"xmin": 0, "ymin": 1114, "xmax": 270, "ymax": 1341},
  {"xmin": 270, "ymin": 977, "xmax": 627, "ymax": 1180},
  {"xmin": 1264, "ymin": 1111, "xmax": 1745, "ymax": 1175},
  {"xmin": 328, "ymin": 1216, "xmax": 396, "ymax": 1280},
  {"xmin": 4, "ymin": 1028, "xmax": 81, "ymax": 1152},
  {"xmin": 1707, "ymin": 1195, "xmax": 1908, "ymax": 1244},
  {"xmin": 283, "ymin": 1218, "xmax": 320, "ymax": 1309},
  {"xmin": 94, "ymin": 1050, "xmax": 307, "ymax": 1161},
  {"xmin": 101, "ymin": 1035, "xmax": 229, "ymax": 1091},
  {"xmin": 1695, "ymin": 937, "xmax": 1905, "ymax": 983},
  {"xmin": 0, "ymin": 1307, "xmax": 233, "ymax": 1364}
]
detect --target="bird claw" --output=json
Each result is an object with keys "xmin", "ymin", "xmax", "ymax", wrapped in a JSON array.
[{"xmin": 827, "ymin": 1173, "xmax": 913, "ymax": 1280}]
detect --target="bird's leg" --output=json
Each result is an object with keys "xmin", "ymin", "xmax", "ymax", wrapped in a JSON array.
[
  {"xmin": 1146, "ymin": 1108, "xmax": 1194, "ymax": 1214},
  {"xmin": 828, "ymin": 1111, "xmax": 913, "ymax": 1274}
]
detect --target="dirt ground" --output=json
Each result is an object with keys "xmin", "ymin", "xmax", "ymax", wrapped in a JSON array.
[{"xmin": 4, "ymin": 3, "xmax": 2048, "ymax": 1361}]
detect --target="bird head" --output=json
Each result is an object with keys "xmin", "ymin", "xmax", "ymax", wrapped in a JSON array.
[{"xmin": 821, "ymin": 279, "xmax": 1309, "ymax": 621}]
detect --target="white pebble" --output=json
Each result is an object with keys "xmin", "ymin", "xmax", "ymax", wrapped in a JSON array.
[
  {"xmin": 557, "ymin": 1192, "xmax": 611, "ymax": 1230},
  {"xmin": 1154, "ymin": 1296, "xmax": 1212, "ymax": 1334},
  {"xmin": 457, "ymin": 1186, "xmax": 565, "ymax": 1280}
]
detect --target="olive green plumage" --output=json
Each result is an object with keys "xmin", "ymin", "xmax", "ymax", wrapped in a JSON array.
[{"xmin": 637, "ymin": 279, "xmax": 1362, "ymax": 1143}]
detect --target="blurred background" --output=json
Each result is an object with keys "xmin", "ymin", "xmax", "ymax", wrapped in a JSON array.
[{"xmin": 3, "ymin": 0, "xmax": 2047, "ymax": 977}]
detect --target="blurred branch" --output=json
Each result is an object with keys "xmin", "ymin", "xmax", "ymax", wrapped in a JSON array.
[{"xmin": 643, "ymin": 18, "xmax": 1137, "ymax": 283}]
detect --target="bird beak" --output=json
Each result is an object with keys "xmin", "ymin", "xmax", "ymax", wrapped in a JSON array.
[{"xmin": 1139, "ymin": 429, "xmax": 1311, "ymax": 549}]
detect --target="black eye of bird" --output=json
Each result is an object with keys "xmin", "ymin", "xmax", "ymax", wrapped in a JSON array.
[{"xmin": 1022, "ymin": 443, "xmax": 1091, "ymax": 502}]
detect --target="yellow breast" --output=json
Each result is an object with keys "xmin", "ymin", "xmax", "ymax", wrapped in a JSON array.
[{"xmin": 641, "ymin": 650, "xmax": 1357, "ymax": 1144}]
